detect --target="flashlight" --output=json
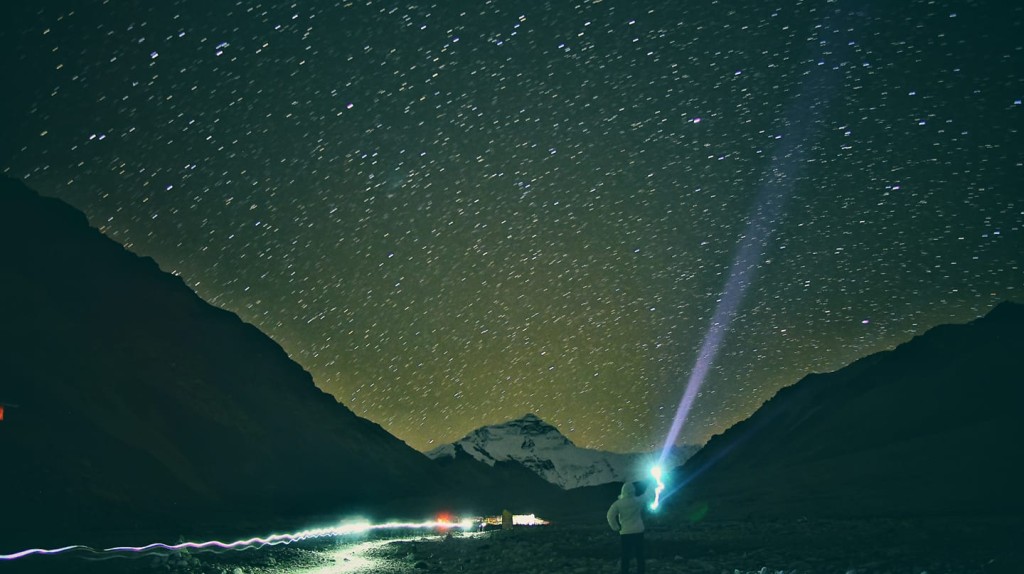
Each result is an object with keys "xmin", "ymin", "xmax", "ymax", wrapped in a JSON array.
[{"xmin": 649, "ymin": 466, "xmax": 665, "ymax": 510}]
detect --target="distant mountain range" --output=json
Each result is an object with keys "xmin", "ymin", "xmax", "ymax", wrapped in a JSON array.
[
  {"xmin": 2, "ymin": 174, "xmax": 1020, "ymax": 554},
  {"xmin": 666, "ymin": 300, "xmax": 1024, "ymax": 520},
  {"xmin": 427, "ymin": 413, "xmax": 698, "ymax": 489}
]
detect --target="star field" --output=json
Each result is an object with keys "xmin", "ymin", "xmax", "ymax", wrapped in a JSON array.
[{"xmin": 2, "ymin": 0, "xmax": 1021, "ymax": 452}]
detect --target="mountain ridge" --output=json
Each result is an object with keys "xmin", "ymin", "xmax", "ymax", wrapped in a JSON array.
[
  {"xmin": 427, "ymin": 412, "xmax": 697, "ymax": 489},
  {"xmin": 0, "ymin": 178, "xmax": 440, "ymax": 524},
  {"xmin": 667, "ymin": 300, "xmax": 1024, "ymax": 520},
  {"xmin": 0, "ymin": 177, "xmax": 569, "ymax": 551}
]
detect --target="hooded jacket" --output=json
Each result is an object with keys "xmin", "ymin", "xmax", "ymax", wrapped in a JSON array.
[{"xmin": 606, "ymin": 481, "xmax": 646, "ymax": 535}]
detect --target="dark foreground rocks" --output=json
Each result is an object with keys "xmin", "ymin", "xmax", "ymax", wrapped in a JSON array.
[
  {"xmin": 3, "ymin": 516, "xmax": 1018, "ymax": 573},
  {"xmin": 365, "ymin": 516, "xmax": 1020, "ymax": 574}
]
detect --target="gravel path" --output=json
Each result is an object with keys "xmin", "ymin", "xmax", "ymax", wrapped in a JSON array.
[
  {"xmin": 356, "ymin": 517, "xmax": 1019, "ymax": 574},
  {"xmin": 4, "ymin": 516, "xmax": 1016, "ymax": 573}
]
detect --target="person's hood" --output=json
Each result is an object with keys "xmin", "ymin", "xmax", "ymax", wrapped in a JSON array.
[{"xmin": 619, "ymin": 481, "xmax": 636, "ymax": 499}]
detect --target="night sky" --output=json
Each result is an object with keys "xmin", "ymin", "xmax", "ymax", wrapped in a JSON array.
[{"xmin": 2, "ymin": 0, "xmax": 1021, "ymax": 453}]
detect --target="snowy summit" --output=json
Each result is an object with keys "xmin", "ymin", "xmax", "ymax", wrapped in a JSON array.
[{"xmin": 426, "ymin": 414, "xmax": 695, "ymax": 490}]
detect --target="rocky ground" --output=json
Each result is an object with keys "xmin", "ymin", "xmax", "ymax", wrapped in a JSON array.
[
  {"xmin": 3, "ymin": 516, "xmax": 1018, "ymax": 573},
  {"xmin": 360, "ymin": 516, "xmax": 1020, "ymax": 574}
]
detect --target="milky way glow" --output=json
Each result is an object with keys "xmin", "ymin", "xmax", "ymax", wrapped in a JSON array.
[{"xmin": 0, "ymin": 518, "xmax": 476, "ymax": 562}]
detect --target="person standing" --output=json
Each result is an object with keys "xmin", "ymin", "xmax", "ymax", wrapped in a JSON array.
[{"xmin": 607, "ymin": 481, "xmax": 647, "ymax": 574}]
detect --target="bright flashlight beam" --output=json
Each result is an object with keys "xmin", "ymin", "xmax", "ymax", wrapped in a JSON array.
[
  {"xmin": 0, "ymin": 519, "xmax": 475, "ymax": 562},
  {"xmin": 658, "ymin": 9, "xmax": 849, "ymax": 467},
  {"xmin": 649, "ymin": 466, "xmax": 666, "ymax": 511},
  {"xmin": 656, "ymin": 141, "xmax": 796, "ymax": 465}
]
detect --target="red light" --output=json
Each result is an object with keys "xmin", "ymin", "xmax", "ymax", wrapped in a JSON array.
[{"xmin": 0, "ymin": 405, "xmax": 5, "ymax": 421}]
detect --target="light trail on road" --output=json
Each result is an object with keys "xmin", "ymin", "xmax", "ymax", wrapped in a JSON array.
[{"xmin": 0, "ymin": 518, "xmax": 476, "ymax": 563}]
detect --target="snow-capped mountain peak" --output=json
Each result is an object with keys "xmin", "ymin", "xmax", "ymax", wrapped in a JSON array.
[{"xmin": 426, "ymin": 414, "xmax": 697, "ymax": 489}]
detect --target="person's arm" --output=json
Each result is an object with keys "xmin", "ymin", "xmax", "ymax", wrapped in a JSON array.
[
  {"xmin": 606, "ymin": 502, "xmax": 621, "ymax": 532},
  {"xmin": 636, "ymin": 479, "xmax": 656, "ymax": 507},
  {"xmin": 644, "ymin": 481, "xmax": 657, "ymax": 507}
]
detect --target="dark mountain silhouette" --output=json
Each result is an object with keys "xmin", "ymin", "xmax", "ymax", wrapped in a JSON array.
[
  {"xmin": 5, "ymin": 174, "xmax": 1020, "ymax": 558},
  {"xmin": 0, "ymin": 177, "xmax": 553, "ymax": 552},
  {"xmin": 666, "ymin": 301, "xmax": 1024, "ymax": 521}
]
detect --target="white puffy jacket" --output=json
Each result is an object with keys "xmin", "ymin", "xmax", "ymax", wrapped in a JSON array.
[{"xmin": 606, "ymin": 481, "xmax": 647, "ymax": 535}]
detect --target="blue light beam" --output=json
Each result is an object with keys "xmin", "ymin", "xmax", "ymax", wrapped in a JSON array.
[
  {"xmin": 658, "ymin": 8, "xmax": 851, "ymax": 467},
  {"xmin": 649, "ymin": 466, "xmax": 666, "ymax": 511}
]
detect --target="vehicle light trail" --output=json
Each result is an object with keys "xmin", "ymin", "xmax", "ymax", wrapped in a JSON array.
[
  {"xmin": 0, "ymin": 518, "xmax": 476, "ymax": 562},
  {"xmin": 0, "ymin": 545, "xmax": 89, "ymax": 561},
  {"xmin": 657, "ymin": 7, "xmax": 851, "ymax": 469}
]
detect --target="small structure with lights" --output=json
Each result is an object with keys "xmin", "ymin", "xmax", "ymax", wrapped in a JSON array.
[{"xmin": 479, "ymin": 513, "xmax": 549, "ymax": 529}]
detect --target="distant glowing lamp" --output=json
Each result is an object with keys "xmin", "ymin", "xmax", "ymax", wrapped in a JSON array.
[{"xmin": 649, "ymin": 466, "xmax": 666, "ymax": 511}]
